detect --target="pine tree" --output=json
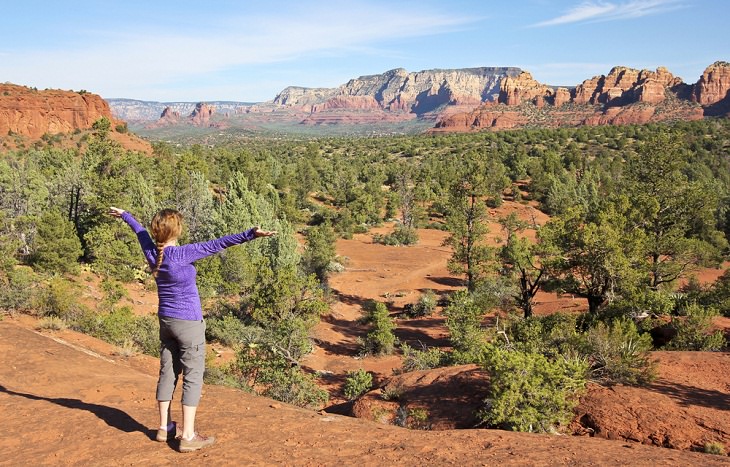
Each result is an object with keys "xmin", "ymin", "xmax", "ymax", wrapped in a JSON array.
[{"xmin": 32, "ymin": 210, "xmax": 83, "ymax": 274}]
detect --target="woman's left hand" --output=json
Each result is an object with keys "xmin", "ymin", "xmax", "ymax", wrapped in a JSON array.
[
  {"xmin": 109, "ymin": 207, "xmax": 125, "ymax": 218},
  {"xmin": 252, "ymin": 226, "xmax": 276, "ymax": 238}
]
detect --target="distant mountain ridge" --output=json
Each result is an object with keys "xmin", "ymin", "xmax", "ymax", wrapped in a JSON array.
[
  {"xmin": 107, "ymin": 67, "xmax": 523, "ymax": 128},
  {"xmin": 2, "ymin": 63, "xmax": 728, "ymax": 141},
  {"xmin": 107, "ymin": 99, "xmax": 256, "ymax": 124},
  {"xmin": 273, "ymin": 67, "xmax": 522, "ymax": 114},
  {"xmin": 105, "ymin": 63, "xmax": 730, "ymax": 133}
]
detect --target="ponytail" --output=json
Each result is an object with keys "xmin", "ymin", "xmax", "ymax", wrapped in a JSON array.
[{"xmin": 153, "ymin": 243, "xmax": 165, "ymax": 278}]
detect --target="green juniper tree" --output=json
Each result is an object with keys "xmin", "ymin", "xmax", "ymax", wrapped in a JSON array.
[
  {"xmin": 499, "ymin": 213, "xmax": 543, "ymax": 318},
  {"xmin": 539, "ymin": 203, "xmax": 645, "ymax": 315},
  {"xmin": 302, "ymin": 222, "xmax": 337, "ymax": 285},
  {"xmin": 443, "ymin": 154, "xmax": 498, "ymax": 292},
  {"xmin": 32, "ymin": 210, "xmax": 83, "ymax": 274},
  {"xmin": 623, "ymin": 131, "xmax": 727, "ymax": 290}
]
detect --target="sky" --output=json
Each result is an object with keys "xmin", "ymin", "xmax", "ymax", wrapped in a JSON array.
[{"xmin": 1, "ymin": 0, "xmax": 727, "ymax": 102}]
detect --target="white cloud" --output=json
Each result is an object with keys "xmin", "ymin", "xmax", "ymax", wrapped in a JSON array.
[
  {"xmin": 532, "ymin": 0, "xmax": 683, "ymax": 27},
  {"xmin": 0, "ymin": 4, "xmax": 476, "ymax": 100}
]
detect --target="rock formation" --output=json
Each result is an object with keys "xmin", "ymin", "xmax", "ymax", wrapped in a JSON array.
[
  {"xmin": 145, "ymin": 102, "xmax": 217, "ymax": 128},
  {"xmin": 435, "ymin": 63, "xmax": 728, "ymax": 132},
  {"xmin": 0, "ymin": 84, "xmax": 115, "ymax": 139},
  {"xmin": 273, "ymin": 67, "xmax": 522, "ymax": 116},
  {"xmin": 692, "ymin": 61, "xmax": 730, "ymax": 105},
  {"xmin": 100, "ymin": 62, "xmax": 730, "ymax": 133},
  {"xmin": 691, "ymin": 61, "xmax": 730, "ymax": 116},
  {"xmin": 569, "ymin": 66, "xmax": 684, "ymax": 107},
  {"xmin": 499, "ymin": 72, "xmax": 551, "ymax": 106},
  {"xmin": 108, "ymin": 99, "xmax": 250, "ymax": 125},
  {"xmin": 159, "ymin": 106, "xmax": 180, "ymax": 124},
  {"xmin": 190, "ymin": 102, "xmax": 215, "ymax": 126},
  {"xmin": 311, "ymin": 96, "xmax": 381, "ymax": 112},
  {"xmin": 554, "ymin": 87, "xmax": 571, "ymax": 107}
]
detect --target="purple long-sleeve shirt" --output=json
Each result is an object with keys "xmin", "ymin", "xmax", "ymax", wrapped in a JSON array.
[{"xmin": 121, "ymin": 211, "xmax": 256, "ymax": 321}]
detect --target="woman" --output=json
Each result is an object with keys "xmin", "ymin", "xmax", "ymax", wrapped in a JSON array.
[{"xmin": 110, "ymin": 207, "xmax": 275, "ymax": 452}]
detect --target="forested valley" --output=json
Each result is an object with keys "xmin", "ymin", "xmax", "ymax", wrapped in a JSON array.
[{"xmin": 2, "ymin": 117, "xmax": 730, "ymax": 433}]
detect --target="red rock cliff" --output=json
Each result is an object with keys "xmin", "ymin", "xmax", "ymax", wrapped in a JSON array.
[
  {"xmin": 190, "ymin": 103, "xmax": 215, "ymax": 126},
  {"xmin": 499, "ymin": 72, "xmax": 551, "ymax": 106},
  {"xmin": 435, "ymin": 64, "xmax": 712, "ymax": 132},
  {"xmin": 692, "ymin": 61, "xmax": 730, "ymax": 106},
  {"xmin": 0, "ymin": 84, "xmax": 115, "ymax": 139}
]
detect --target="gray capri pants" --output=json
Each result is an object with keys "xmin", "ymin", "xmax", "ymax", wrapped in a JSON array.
[{"xmin": 157, "ymin": 316, "xmax": 206, "ymax": 407}]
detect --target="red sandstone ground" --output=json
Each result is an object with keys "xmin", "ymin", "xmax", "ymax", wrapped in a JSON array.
[
  {"xmin": 2, "ymin": 200, "xmax": 729, "ymax": 465},
  {"xmin": 3, "ymin": 317, "xmax": 728, "ymax": 466}
]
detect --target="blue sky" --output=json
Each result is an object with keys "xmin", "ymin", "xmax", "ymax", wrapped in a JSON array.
[{"xmin": 1, "ymin": 0, "xmax": 727, "ymax": 102}]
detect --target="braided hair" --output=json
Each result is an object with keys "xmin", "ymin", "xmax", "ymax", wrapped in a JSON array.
[{"xmin": 150, "ymin": 209, "xmax": 183, "ymax": 277}]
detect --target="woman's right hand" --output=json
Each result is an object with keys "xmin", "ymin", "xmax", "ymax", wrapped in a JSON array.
[{"xmin": 109, "ymin": 207, "xmax": 125, "ymax": 218}]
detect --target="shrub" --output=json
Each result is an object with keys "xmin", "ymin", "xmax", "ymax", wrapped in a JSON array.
[
  {"xmin": 203, "ymin": 361, "xmax": 241, "ymax": 388},
  {"xmin": 402, "ymin": 290, "xmax": 437, "ymax": 318},
  {"xmin": 100, "ymin": 306, "xmax": 137, "ymax": 344},
  {"xmin": 400, "ymin": 343, "xmax": 450, "ymax": 372},
  {"xmin": 231, "ymin": 330, "xmax": 329, "ymax": 409},
  {"xmin": 206, "ymin": 314, "xmax": 250, "ymax": 347},
  {"xmin": 100, "ymin": 277, "xmax": 128, "ymax": 309},
  {"xmin": 682, "ymin": 270, "xmax": 730, "ymax": 317},
  {"xmin": 471, "ymin": 276, "xmax": 517, "ymax": 313},
  {"xmin": 360, "ymin": 301, "xmax": 397, "ymax": 356},
  {"xmin": 36, "ymin": 316, "xmax": 67, "ymax": 331},
  {"xmin": 131, "ymin": 314, "xmax": 161, "ymax": 356},
  {"xmin": 259, "ymin": 366, "xmax": 328, "ymax": 409},
  {"xmin": 92, "ymin": 116, "xmax": 111, "ymax": 133},
  {"xmin": 80, "ymin": 306, "xmax": 138, "ymax": 346},
  {"xmin": 444, "ymin": 291, "xmax": 489, "ymax": 364},
  {"xmin": 665, "ymin": 303, "xmax": 726, "ymax": 351},
  {"xmin": 703, "ymin": 442, "xmax": 727, "ymax": 456},
  {"xmin": 33, "ymin": 276, "xmax": 85, "ymax": 320},
  {"xmin": 373, "ymin": 225, "xmax": 419, "ymax": 246},
  {"xmin": 353, "ymin": 224, "xmax": 369, "ymax": 234},
  {"xmin": 583, "ymin": 319, "xmax": 657, "ymax": 385},
  {"xmin": 302, "ymin": 222, "xmax": 337, "ymax": 285},
  {"xmin": 409, "ymin": 408, "xmax": 430, "ymax": 430},
  {"xmin": 343, "ymin": 368, "xmax": 373, "ymax": 400},
  {"xmin": 234, "ymin": 341, "xmax": 328, "ymax": 408},
  {"xmin": 479, "ymin": 344, "xmax": 587, "ymax": 433},
  {"xmin": 395, "ymin": 406, "xmax": 430, "ymax": 430},
  {"xmin": 424, "ymin": 221, "xmax": 448, "ymax": 231},
  {"xmin": 84, "ymin": 223, "xmax": 144, "ymax": 282},
  {"xmin": 73, "ymin": 306, "xmax": 160, "ymax": 357},
  {"xmin": 113, "ymin": 340, "xmax": 138, "ymax": 357},
  {"xmin": 381, "ymin": 385, "xmax": 403, "ymax": 401},
  {"xmin": 504, "ymin": 314, "xmax": 656, "ymax": 386},
  {"xmin": 602, "ymin": 289, "xmax": 677, "ymax": 322},
  {"xmin": 0, "ymin": 267, "xmax": 37, "ymax": 312},
  {"xmin": 505, "ymin": 312, "xmax": 582, "ymax": 358},
  {"xmin": 707, "ymin": 271, "xmax": 730, "ymax": 317}
]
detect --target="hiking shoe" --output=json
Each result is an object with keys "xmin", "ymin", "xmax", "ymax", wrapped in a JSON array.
[
  {"xmin": 156, "ymin": 422, "xmax": 177, "ymax": 442},
  {"xmin": 179, "ymin": 433, "xmax": 215, "ymax": 452}
]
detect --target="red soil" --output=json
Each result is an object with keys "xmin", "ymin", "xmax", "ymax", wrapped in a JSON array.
[{"xmin": 3, "ymin": 318, "xmax": 727, "ymax": 466}]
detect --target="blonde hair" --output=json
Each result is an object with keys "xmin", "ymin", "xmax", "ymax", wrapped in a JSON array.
[{"xmin": 150, "ymin": 209, "xmax": 183, "ymax": 277}]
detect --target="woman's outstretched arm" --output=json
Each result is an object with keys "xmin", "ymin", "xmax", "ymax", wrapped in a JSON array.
[
  {"xmin": 176, "ymin": 226, "xmax": 277, "ymax": 263},
  {"xmin": 109, "ymin": 207, "xmax": 156, "ymax": 256}
]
